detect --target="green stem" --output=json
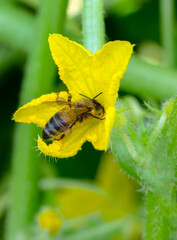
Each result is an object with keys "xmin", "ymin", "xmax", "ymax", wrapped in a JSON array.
[
  {"xmin": 82, "ymin": 0, "xmax": 105, "ymax": 53},
  {"xmin": 6, "ymin": 1, "xmax": 68, "ymax": 239},
  {"xmin": 145, "ymin": 191, "xmax": 170, "ymax": 240},
  {"xmin": 122, "ymin": 55, "xmax": 177, "ymax": 100},
  {"xmin": 111, "ymin": 127, "xmax": 141, "ymax": 180},
  {"xmin": 159, "ymin": 0, "xmax": 175, "ymax": 67},
  {"xmin": 0, "ymin": 1, "xmax": 34, "ymax": 53},
  {"xmin": 145, "ymin": 96, "xmax": 177, "ymax": 239},
  {"xmin": 62, "ymin": 217, "xmax": 136, "ymax": 240}
]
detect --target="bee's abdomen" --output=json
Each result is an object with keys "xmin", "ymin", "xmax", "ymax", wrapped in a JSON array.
[{"xmin": 42, "ymin": 112, "xmax": 67, "ymax": 140}]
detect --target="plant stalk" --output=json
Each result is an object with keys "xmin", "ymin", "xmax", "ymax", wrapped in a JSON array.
[
  {"xmin": 145, "ymin": 191, "xmax": 170, "ymax": 240},
  {"xmin": 6, "ymin": 0, "xmax": 68, "ymax": 239},
  {"xmin": 82, "ymin": 0, "xmax": 105, "ymax": 53},
  {"xmin": 0, "ymin": 1, "xmax": 34, "ymax": 53},
  {"xmin": 122, "ymin": 55, "xmax": 177, "ymax": 100},
  {"xmin": 159, "ymin": 0, "xmax": 175, "ymax": 67}
]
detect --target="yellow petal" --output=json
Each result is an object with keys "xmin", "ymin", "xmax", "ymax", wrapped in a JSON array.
[
  {"xmin": 13, "ymin": 92, "xmax": 68, "ymax": 128},
  {"xmin": 49, "ymin": 34, "xmax": 98, "ymax": 99},
  {"xmin": 58, "ymin": 188, "xmax": 111, "ymax": 219},
  {"xmin": 91, "ymin": 106, "xmax": 116, "ymax": 150},
  {"xmin": 38, "ymin": 118, "xmax": 104, "ymax": 158},
  {"xmin": 96, "ymin": 153, "xmax": 137, "ymax": 220},
  {"xmin": 93, "ymin": 41, "xmax": 133, "ymax": 108}
]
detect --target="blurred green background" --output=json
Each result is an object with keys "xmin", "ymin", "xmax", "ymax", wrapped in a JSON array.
[{"xmin": 0, "ymin": 0, "xmax": 177, "ymax": 239}]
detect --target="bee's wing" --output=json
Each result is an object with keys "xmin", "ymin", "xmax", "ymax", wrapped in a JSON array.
[
  {"xmin": 40, "ymin": 100, "xmax": 75, "ymax": 107},
  {"xmin": 14, "ymin": 99, "xmax": 75, "ymax": 128},
  {"xmin": 69, "ymin": 106, "xmax": 90, "ymax": 118}
]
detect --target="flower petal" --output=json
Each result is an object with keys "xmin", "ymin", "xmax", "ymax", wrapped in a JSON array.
[
  {"xmin": 38, "ymin": 118, "xmax": 104, "ymax": 158},
  {"xmin": 48, "ymin": 34, "xmax": 98, "ymax": 99},
  {"xmin": 13, "ymin": 92, "xmax": 68, "ymax": 128},
  {"xmin": 91, "ymin": 106, "xmax": 116, "ymax": 150},
  {"xmin": 93, "ymin": 41, "xmax": 133, "ymax": 108},
  {"xmin": 58, "ymin": 188, "xmax": 111, "ymax": 219}
]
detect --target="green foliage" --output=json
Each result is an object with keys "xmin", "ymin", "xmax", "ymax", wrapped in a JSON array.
[{"xmin": 111, "ymin": 96, "xmax": 177, "ymax": 239}]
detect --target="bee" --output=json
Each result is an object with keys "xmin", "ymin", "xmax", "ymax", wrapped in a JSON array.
[{"xmin": 42, "ymin": 92, "xmax": 105, "ymax": 141}]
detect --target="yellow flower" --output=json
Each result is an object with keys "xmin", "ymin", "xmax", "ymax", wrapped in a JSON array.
[
  {"xmin": 13, "ymin": 34, "xmax": 133, "ymax": 158},
  {"xmin": 57, "ymin": 187, "xmax": 111, "ymax": 219},
  {"xmin": 37, "ymin": 208, "xmax": 62, "ymax": 235},
  {"xmin": 56, "ymin": 153, "xmax": 137, "ymax": 221}
]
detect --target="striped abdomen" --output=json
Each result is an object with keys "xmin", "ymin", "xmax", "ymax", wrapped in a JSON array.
[{"xmin": 42, "ymin": 112, "xmax": 67, "ymax": 140}]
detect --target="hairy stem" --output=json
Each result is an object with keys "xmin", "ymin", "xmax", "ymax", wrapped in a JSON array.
[
  {"xmin": 145, "ymin": 191, "xmax": 170, "ymax": 240},
  {"xmin": 82, "ymin": 0, "xmax": 105, "ymax": 53}
]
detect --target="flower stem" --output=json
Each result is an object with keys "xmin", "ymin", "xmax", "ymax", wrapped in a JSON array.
[
  {"xmin": 6, "ymin": 1, "xmax": 68, "ymax": 239},
  {"xmin": 0, "ymin": 1, "xmax": 34, "ymax": 53},
  {"xmin": 145, "ymin": 191, "xmax": 170, "ymax": 240},
  {"xmin": 63, "ymin": 216, "xmax": 136, "ymax": 240},
  {"xmin": 142, "ymin": 96, "xmax": 177, "ymax": 239},
  {"xmin": 82, "ymin": 0, "xmax": 105, "ymax": 53},
  {"xmin": 122, "ymin": 55, "xmax": 177, "ymax": 100},
  {"xmin": 159, "ymin": 0, "xmax": 175, "ymax": 67}
]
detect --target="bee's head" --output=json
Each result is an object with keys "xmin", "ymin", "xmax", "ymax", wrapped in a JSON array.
[
  {"xmin": 79, "ymin": 92, "xmax": 105, "ymax": 117},
  {"xmin": 92, "ymin": 99, "xmax": 105, "ymax": 116}
]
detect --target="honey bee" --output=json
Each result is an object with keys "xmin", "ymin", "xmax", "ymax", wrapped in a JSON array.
[{"xmin": 42, "ymin": 92, "xmax": 105, "ymax": 141}]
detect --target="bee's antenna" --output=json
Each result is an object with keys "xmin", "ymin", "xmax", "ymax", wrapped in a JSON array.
[
  {"xmin": 79, "ymin": 92, "xmax": 103, "ymax": 100},
  {"xmin": 93, "ymin": 92, "xmax": 103, "ymax": 99},
  {"xmin": 79, "ymin": 93, "xmax": 90, "ymax": 99}
]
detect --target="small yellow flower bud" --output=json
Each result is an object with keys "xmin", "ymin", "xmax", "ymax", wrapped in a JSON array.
[{"xmin": 37, "ymin": 209, "xmax": 62, "ymax": 235}]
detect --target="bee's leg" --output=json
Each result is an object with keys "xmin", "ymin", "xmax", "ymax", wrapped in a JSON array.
[
  {"xmin": 68, "ymin": 118, "xmax": 78, "ymax": 129},
  {"xmin": 64, "ymin": 128, "xmax": 72, "ymax": 137},
  {"xmin": 85, "ymin": 113, "xmax": 105, "ymax": 120},
  {"xmin": 62, "ymin": 126, "xmax": 74, "ymax": 139},
  {"xmin": 55, "ymin": 117, "xmax": 78, "ymax": 141},
  {"xmin": 78, "ymin": 115, "xmax": 84, "ymax": 122},
  {"xmin": 57, "ymin": 133, "xmax": 65, "ymax": 140},
  {"xmin": 56, "ymin": 128, "xmax": 72, "ymax": 141},
  {"xmin": 67, "ymin": 92, "xmax": 72, "ymax": 102},
  {"xmin": 65, "ymin": 92, "xmax": 72, "ymax": 108},
  {"xmin": 78, "ymin": 114, "xmax": 87, "ymax": 122},
  {"xmin": 56, "ymin": 93, "xmax": 66, "ymax": 103}
]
